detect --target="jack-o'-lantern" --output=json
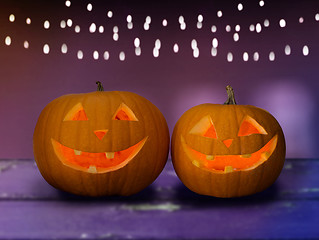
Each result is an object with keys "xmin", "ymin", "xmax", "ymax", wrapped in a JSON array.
[
  {"xmin": 33, "ymin": 82, "xmax": 169, "ymax": 196},
  {"xmin": 171, "ymin": 86, "xmax": 285, "ymax": 198}
]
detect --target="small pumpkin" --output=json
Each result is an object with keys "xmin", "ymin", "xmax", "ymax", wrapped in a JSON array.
[
  {"xmin": 33, "ymin": 82, "xmax": 169, "ymax": 196},
  {"xmin": 171, "ymin": 86, "xmax": 285, "ymax": 198}
]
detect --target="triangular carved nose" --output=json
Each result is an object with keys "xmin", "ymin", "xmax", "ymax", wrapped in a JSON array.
[
  {"xmin": 94, "ymin": 130, "xmax": 108, "ymax": 140},
  {"xmin": 223, "ymin": 139, "xmax": 233, "ymax": 148}
]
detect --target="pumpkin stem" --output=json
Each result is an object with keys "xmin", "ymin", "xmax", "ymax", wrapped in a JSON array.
[
  {"xmin": 224, "ymin": 85, "xmax": 237, "ymax": 105},
  {"xmin": 96, "ymin": 81, "xmax": 104, "ymax": 91}
]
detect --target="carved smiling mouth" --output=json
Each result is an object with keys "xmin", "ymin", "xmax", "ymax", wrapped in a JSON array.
[
  {"xmin": 181, "ymin": 135, "xmax": 278, "ymax": 173},
  {"xmin": 51, "ymin": 137, "xmax": 148, "ymax": 173}
]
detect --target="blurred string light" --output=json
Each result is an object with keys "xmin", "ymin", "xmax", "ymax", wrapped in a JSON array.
[
  {"xmin": 233, "ymin": 33, "xmax": 239, "ymax": 42},
  {"xmin": 227, "ymin": 52, "xmax": 233, "ymax": 62},
  {"xmin": 191, "ymin": 39, "xmax": 199, "ymax": 58},
  {"xmin": 279, "ymin": 19, "xmax": 286, "ymax": 28},
  {"xmin": 127, "ymin": 15, "xmax": 133, "ymax": 29},
  {"xmin": 119, "ymin": 51, "xmax": 125, "ymax": 61},
  {"xmin": 134, "ymin": 37, "xmax": 141, "ymax": 56},
  {"xmin": 237, "ymin": 3, "xmax": 243, "ymax": 11},
  {"xmin": 93, "ymin": 51, "xmax": 99, "ymax": 60},
  {"xmin": 144, "ymin": 16, "xmax": 151, "ymax": 30},
  {"xmin": 65, "ymin": 0, "xmax": 71, "ymax": 7},
  {"xmin": 103, "ymin": 51, "xmax": 109, "ymax": 60},
  {"xmin": 60, "ymin": 20, "xmax": 66, "ymax": 28},
  {"xmin": 9, "ymin": 14, "xmax": 15, "ymax": 22},
  {"xmin": 153, "ymin": 39, "xmax": 161, "ymax": 57},
  {"xmin": 89, "ymin": 23, "xmax": 96, "ymax": 33},
  {"xmin": 211, "ymin": 25, "xmax": 217, "ymax": 32},
  {"xmin": 24, "ymin": 41, "xmax": 29, "ymax": 49},
  {"xmin": 269, "ymin": 51, "xmax": 275, "ymax": 61},
  {"xmin": 285, "ymin": 45, "xmax": 291, "ymax": 55},
  {"xmin": 107, "ymin": 11, "xmax": 113, "ymax": 18},
  {"xmin": 77, "ymin": 50, "xmax": 83, "ymax": 59},
  {"xmin": 243, "ymin": 52, "xmax": 249, "ymax": 61},
  {"xmin": 3, "ymin": 0, "xmax": 313, "ymax": 62},
  {"xmin": 162, "ymin": 19, "xmax": 168, "ymax": 27},
  {"xmin": 44, "ymin": 20, "xmax": 50, "ymax": 29},
  {"xmin": 212, "ymin": 38, "xmax": 218, "ymax": 48},
  {"xmin": 43, "ymin": 44, "xmax": 50, "ymax": 54},
  {"xmin": 75, "ymin": 25, "xmax": 80, "ymax": 33},
  {"xmin": 61, "ymin": 43, "xmax": 68, "ymax": 54},
  {"xmin": 253, "ymin": 52, "xmax": 259, "ymax": 61},
  {"xmin": 99, "ymin": 26, "xmax": 104, "ymax": 33},
  {"xmin": 256, "ymin": 23, "xmax": 262, "ymax": 33},
  {"xmin": 67, "ymin": 19, "xmax": 73, "ymax": 27},
  {"xmin": 87, "ymin": 3, "xmax": 92, "ymax": 11},
  {"xmin": 197, "ymin": 14, "xmax": 203, "ymax": 29},
  {"xmin": 303, "ymin": 45, "xmax": 309, "ymax": 56},
  {"xmin": 179, "ymin": 15, "xmax": 186, "ymax": 30},
  {"xmin": 113, "ymin": 26, "xmax": 119, "ymax": 41},
  {"xmin": 5, "ymin": 36, "xmax": 11, "ymax": 46},
  {"xmin": 173, "ymin": 43, "xmax": 179, "ymax": 53},
  {"xmin": 211, "ymin": 47, "xmax": 217, "ymax": 57},
  {"xmin": 264, "ymin": 19, "xmax": 270, "ymax": 27}
]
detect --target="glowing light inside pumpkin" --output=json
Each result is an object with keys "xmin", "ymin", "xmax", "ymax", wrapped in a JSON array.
[
  {"xmin": 112, "ymin": 103, "xmax": 138, "ymax": 121},
  {"xmin": 94, "ymin": 130, "xmax": 108, "ymax": 140},
  {"xmin": 182, "ymin": 135, "xmax": 278, "ymax": 172},
  {"xmin": 238, "ymin": 116, "xmax": 267, "ymax": 136},
  {"xmin": 52, "ymin": 137, "xmax": 148, "ymax": 173},
  {"xmin": 63, "ymin": 103, "xmax": 88, "ymax": 121},
  {"xmin": 189, "ymin": 115, "xmax": 217, "ymax": 139}
]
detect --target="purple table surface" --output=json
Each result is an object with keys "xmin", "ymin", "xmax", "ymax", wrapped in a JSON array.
[{"xmin": 0, "ymin": 158, "xmax": 318, "ymax": 240}]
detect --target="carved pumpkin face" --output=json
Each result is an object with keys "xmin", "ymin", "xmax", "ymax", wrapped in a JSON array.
[
  {"xmin": 34, "ymin": 83, "xmax": 169, "ymax": 196},
  {"xmin": 171, "ymin": 86, "xmax": 285, "ymax": 198},
  {"xmin": 51, "ymin": 102, "xmax": 148, "ymax": 174},
  {"xmin": 182, "ymin": 114, "xmax": 278, "ymax": 172}
]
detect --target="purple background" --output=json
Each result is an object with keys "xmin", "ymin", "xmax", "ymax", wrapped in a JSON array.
[{"xmin": 0, "ymin": 0, "xmax": 318, "ymax": 159}]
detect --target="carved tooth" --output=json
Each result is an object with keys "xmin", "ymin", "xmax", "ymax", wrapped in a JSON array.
[
  {"xmin": 241, "ymin": 154, "xmax": 251, "ymax": 158},
  {"xmin": 206, "ymin": 155, "xmax": 214, "ymax": 160},
  {"xmin": 74, "ymin": 149, "xmax": 81, "ymax": 155},
  {"xmin": 88, "ymin": 165, "xmax": 97, "ymax": 173},
  {"xmin": 261, "ymin": 152, "xmax": 270, "ymax": 160},
  {"xmin": 192, "ymin": 160, "xmax": 200, "ymax": 167},
  {"xmin": 224, "ymin": 166, "xmax": 234, "ymax": 173},
  {"xmin": 105, "ymin": 152, "xmax": 115, "ymax": 159}
]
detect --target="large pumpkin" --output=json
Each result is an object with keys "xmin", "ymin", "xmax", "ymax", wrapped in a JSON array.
[
  {"xmin": 33, "ymin": 82, "xmax": 169, "ymax": 196},
  {"xmin": 171, "ymin": 86, "xmax": 285, "ymax": 198}
]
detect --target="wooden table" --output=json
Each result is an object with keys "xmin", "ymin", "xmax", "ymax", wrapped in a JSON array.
[{"xmin": 0, "ymin": 158, "xmax": 318, "ymax": 239}]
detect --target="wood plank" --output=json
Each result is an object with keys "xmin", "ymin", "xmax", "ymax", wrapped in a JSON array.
[
  {"xmin": 0, "ymin": 199, "xmax": 317, "ymax": 239},
  {"xmin": 0, "ymin": 159, "xmax": 318, "ymax": 239}
]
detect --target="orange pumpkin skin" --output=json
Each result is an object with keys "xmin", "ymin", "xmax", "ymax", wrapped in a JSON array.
[
  {"xmin": 171, "ymin": 88, "xmax": 285, "ymax": 198},
  {"xmin": 34, "ymin": 87, "xmax": 169, "ymax": 196}
]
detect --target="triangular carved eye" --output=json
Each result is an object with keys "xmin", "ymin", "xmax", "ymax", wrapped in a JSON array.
[
  {"xmin": 64, "ymin": 103, "xmax": 88, "ymax": 121},
  {"xmin": 112, "ymin": 103, "xmax": 138, "ymax": 121},
  {"xmin": 189, "ymin": 115, "xmax": 217, "ymax": 139},
  {"xmin": 238, "ymin": 116, "xmax": 267, "ymax": 136}
]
